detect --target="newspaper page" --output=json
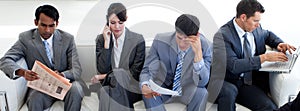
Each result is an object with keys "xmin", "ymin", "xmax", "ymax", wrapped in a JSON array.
[{"xmin": 27, "ymin": 60, "xmax": 72, "ymax": 100}]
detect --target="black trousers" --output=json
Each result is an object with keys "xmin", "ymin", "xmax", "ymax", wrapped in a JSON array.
[{"xmin": 216, "ymin": 81, "xmax": 276, "ymax": 111}]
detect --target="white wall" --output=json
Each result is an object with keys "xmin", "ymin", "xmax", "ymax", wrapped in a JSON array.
[
  {"xmin": 0, "ymin": 1, "xmax": 97, "ymax": 56},
  {"xmin": 201, "ymin": 0, "xmax": 300, "ymax": 46},
  {"xmin": 1, "ymin": 0, "xmax": 299, "ymax": 56}
]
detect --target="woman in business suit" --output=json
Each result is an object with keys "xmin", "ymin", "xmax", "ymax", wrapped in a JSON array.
[{"xmin": 90, "ymin": 3, "xmax": 145, "ymax": 111}]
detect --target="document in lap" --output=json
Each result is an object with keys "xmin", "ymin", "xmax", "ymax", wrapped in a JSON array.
[
  {"xmin": 27, "ymin": 60, "xmax": 72, "ymax": 100},
  {"xmin": 259, "ymin": 46, "xmax": 300, "ymax": 73},
  {"xmin": 149, "ymin": 79, "xmax": 180, "ymax": 96}
]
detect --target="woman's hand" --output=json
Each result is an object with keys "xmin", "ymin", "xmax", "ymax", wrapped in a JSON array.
[
  {"xmin": 103, "ymin": 25, "xmax": 111, "ymax": 49},
  {"xmin": 91, "ymin": 74, "xmax": 107, "ymax": 84}
]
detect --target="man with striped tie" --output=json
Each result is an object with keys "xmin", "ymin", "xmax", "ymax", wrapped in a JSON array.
[{"xmin": 140, "ymin": 14, "xmax": 212, "ymax": 111}]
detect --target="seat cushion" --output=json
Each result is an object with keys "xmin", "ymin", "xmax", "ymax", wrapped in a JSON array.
[
  {"xmin": 20, "ymin": 92, "xmax": 99, "ymax": 111},
  {"xmin": 268, "ymin": 49, "xmax": 300, "ymax": 107},
  {"xmin": 206, "ymin": 102, "xmax": 250, "ymax": 111},
  {"xmin": 269, "ymin": 72, "xmax": 300, "ymax": 107},
  {"xmin": 134, "ymin": 100, "xmax": 186, "ymax": 111},
  {"xmin": 134, "ymin": 100, "xmax": 250, "ymax": 111}
]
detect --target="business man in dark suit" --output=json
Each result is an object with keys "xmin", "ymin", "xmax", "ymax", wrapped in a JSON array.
[
  {"xmin": 210, "ymin": 0, "xmax": 296, "ymax": 111},
  {"xmin": 140, "ymin": 14, "xmax": 212, "ymax": 111},
  {"xmin": 0, "ymin": 5, "xmax": 89, "ymax": 111},
  {"xmin": 90, "ymin": 3, "xmax": 145, "ymax": 111}
]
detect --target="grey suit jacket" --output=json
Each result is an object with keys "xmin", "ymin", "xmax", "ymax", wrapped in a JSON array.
[
  {"xmin": 0, "ymin": 28, "xmax": 90, "ymax": 96},
  {"xmin": 140, "ymin": 32, "xmax": 212, "ymax": 104}
]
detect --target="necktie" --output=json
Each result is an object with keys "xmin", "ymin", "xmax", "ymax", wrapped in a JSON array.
[
  {"xmin": 173, "ymin": 51, "xmax": 186, "ymax": 96},
  {"xmin": 43, "ymin": 40, "xmax": 53, "ymax": 66},
  {"xmin": 243, "ymin": 33, "xmax": 252, "ymax": 85}
]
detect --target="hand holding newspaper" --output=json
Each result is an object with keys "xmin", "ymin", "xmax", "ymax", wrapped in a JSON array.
[
  {"xmin": 27, "ymin": 60, "xmax": 72, "ymax": 100},
  {"xmin": 149, "ymin": 79, "xmax": 180, "ymax": 96}
]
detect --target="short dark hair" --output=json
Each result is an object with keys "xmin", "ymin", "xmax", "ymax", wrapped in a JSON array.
[
  {"xmin": 236, "ymin": 0, "xmax": 265, "ymax": 18},
  {"xmin": 35, "ymin": 5, "xmax": 59, "ymax": 21},
  {"xmin": 175, "ymin": 14, "xmax": 200, "ymax": 36},
  {"xmin": 107, "ymin": 3, "xmax": 127, "ymax": 22}
]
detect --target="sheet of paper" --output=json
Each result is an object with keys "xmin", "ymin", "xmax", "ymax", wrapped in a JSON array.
[
  {"xmin": 27, "ymin": 60, "xmax": 72, "ymax": 100},
  {"xmin": 149, "ymin": 79, "xmax": 179, "ymax": 96}
]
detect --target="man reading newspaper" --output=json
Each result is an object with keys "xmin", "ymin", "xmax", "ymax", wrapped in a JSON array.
[{"xmin": 0, "ymin": 4, "xmax": 89, "ymax": 111}]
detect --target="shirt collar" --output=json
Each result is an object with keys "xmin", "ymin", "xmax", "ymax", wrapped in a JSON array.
[
  {"xmin": 112, "ymin": 27, "xmax": 126, "ymax": 42},
  {"xmin": 177, "ymin": 46, "xmax": 190, "ymax": 55},
  {"xmin": 233, "ymin": 18, "xmax": 247, "ymax": 39},
  {"xmin": 40, "ymin": 34, "xmax": 54, "ymax": 46}
]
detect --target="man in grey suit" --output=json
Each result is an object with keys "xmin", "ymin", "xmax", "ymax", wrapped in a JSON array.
[
  {"xmin": 0, "ymin": 5, "xmax": 89, "ymax": 111},
  {"xmin": 140, "ymin": 14, "xmax": 212, "ymax": 111},
  {"xmin": 209, "ymin": 0, "xmax": 296, "ymax": 111}
]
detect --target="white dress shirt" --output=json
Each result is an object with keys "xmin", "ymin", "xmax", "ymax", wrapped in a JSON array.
[
  {"xmin": 233, "ymin": 18, "xmax": 256, "ymax": 56},
  {"xmin": 112, "ymin": 28, "xmax": 126, "ymax": 68}
]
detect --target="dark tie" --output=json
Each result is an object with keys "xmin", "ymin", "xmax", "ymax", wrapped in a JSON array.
[
  {"xmin": 172, "ymin": 51, "xmax": 186, "ymax": 96},
  {"xmin": 243, "ymin": 33, "xmax": 252, "ymax": 85},
  {"xmin": 43, "ymin": 40, "xmax": 53, "ymax": 66}
]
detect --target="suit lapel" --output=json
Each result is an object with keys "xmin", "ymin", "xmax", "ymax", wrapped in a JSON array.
[
  {"xmin": 32, "ymin": 30, "xmax": 52, "ymax": 66},
  {"xmin": 169, "ymin": 33, "xmax": 178, "ymax": 72},
  {"xmin": 182, "ymin": 49, "xmax": 193, "ymax": 77},
  {"xmin": 110, "ymin": 37, "xmax": 116, "ymax": 69},
  {"xmin": 229, "ymin": 20, "xmax": 243, "ymax": 57},
  {"xmin": 252, "ymin": 29, "xmax": 261, "ymax": 55},
  {"xmin": 119, "ymin": 29, "xmax": 130, "ymax": 68},
  {"xmin": 53, "ymin": 30, "xmax": 63, "ymax": 69}
]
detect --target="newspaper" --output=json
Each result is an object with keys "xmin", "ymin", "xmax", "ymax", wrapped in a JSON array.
[
  {"xmin": 27, "ymin": 60, "xmax": 72, "ymax": 100},
  {"xmin": 149, "ymin": 79, "xmax": 180, "ymax": 96}
]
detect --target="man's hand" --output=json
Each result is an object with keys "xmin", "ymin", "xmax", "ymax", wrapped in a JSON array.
[
  {"xmin": 186, "ymin": 33, "xmax": 203, "ymax": 62},
  {"xmin": 277, "ymin": 43, "xmax": 296, "ymax": 54},
  {"xmin": 260, "ymin": 52, "xmax": 288, "ymax": 63},
  {"xmin": 103, "ymin": 25, "xmax": 111, "ymax": 49},
  {"xmin": 17, "ymin": 69, "xmax": 39, "ymax": 81},
  {"xmin": 91, "ymin": 74, "xmax": 107, "ymax": 84},
  {"xmin": 54, "ymin": 70, "xmax": 64, "ymax": 77},
  {"xmin": 141, "ymin": 84, "xmax": 160, "ymax": 99}
]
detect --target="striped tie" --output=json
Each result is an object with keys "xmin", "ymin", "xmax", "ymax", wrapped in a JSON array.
[
  {"xmin": 173, "ymin": 51, "xmax": 186, "ymax": 96},
  {"xmin": 43, "ymin": 40, "xmax": 53, "ymax": 66}
]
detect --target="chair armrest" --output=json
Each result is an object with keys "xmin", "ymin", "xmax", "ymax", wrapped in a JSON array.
[
  {"xmin": 269, "ymin": 60, "xmax": 300, "ymax": 107},
  {"xmin": 0, "ymin": 58, "xmax": 28, "ymax": 111}
]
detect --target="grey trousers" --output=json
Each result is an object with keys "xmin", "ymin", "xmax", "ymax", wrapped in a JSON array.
[
  {"xmin": 97, "ymin": 69, "xmax": 141, "ymax": 111},
  {"xmin": 27, "ymin": 81, "xmax": 83, "ymax": 111},
  {"xmin": 143, "ymin": 87, "xmax": 208, "ymax": 111}
]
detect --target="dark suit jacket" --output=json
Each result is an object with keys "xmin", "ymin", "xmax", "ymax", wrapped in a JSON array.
[
  {"xmin": 96, "ymin": 28, "xmax": 145, "ymax": 108},
  {"xmin": 0, "ymin": 28, "xmax": 90, "ymax": 96},
  {"xmin": 140, "ymin": 32, "xmax": 212, "ymax": 104},
  {"xmin": 213, "ymin": 18, "xmax": 283, "ymax": 86},
  {"xmin": 96, "ymin": 27, "xmax": 145, "ymax": 82}
]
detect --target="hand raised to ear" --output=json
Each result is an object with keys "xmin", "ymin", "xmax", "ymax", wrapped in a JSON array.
[{"xmin": 103, "ymin": 25, "xmax": 111, "ymax": 49}]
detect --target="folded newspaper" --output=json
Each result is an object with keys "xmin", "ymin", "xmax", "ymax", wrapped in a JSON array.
[
  {"xmin": 27, "ymin": 60, "xmax": 72, "ymax": 100},
  {"xmin": 149, "ymin": 79, "xmax": 180, "ymax": 96}
]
